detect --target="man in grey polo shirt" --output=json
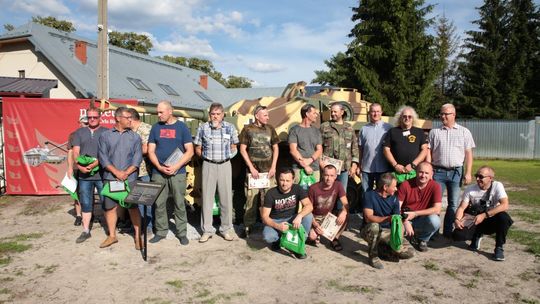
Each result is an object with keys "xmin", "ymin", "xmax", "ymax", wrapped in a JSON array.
[
  {"xmin": 98, "ymin": 107, "xmax": 143, "ymax": 249},
  {"xmin": 428, "ymin": 103, "xmax": 475, "ymax": 238},
  {"xmin": 194, "ymin": 102, "xmax": 239, "ymax": 243}
]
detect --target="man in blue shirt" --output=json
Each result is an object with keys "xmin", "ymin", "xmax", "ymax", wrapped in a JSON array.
[
  {"xmin": 98, "ymin": 107, "xmax": 143, "ymax": 249},
  {"xmin": 148, "ymin": 101, "xmax": 194, "ymax": 245},
  {"xmin": 194, "ymin": 102, "xmax": 239, "ymax": 243},
  {"xmin": 360, "ymin": 173, "xmax": 414, "ymax": 269}
]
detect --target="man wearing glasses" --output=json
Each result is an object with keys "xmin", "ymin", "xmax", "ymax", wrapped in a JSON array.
[
  {"xmin": 239, "ymin": 105, "xmax": 280, "ymax": 238},
  {"xmin": 194, "ymin": 102, "xmax": 239, "ymax": 243},
  {"xmin": 454, "ymin": 166, "xmax": 512, "ymax": 261},
  {"xmin": 383, "ymin": 106, "xmax": 428, "ymax": 183},
  {"xmin": 72, "ymin": 107, "xmax": 108, "ymax": 243},
  {"xmin": 428, "ymin": 103, "xmax": 475, "ymax": 238},
  {"xmin": 98, "ymin": 107, "xmax": 143, "ymax": 249}
]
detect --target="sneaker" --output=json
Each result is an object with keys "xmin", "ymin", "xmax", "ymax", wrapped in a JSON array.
[
  {"xmin": 99, "ymin": 236, "xmax": 118, "ymax": 248},
  {"xmin": 74, "ymin": 216, "xmax": 82, "ymax": 226},
  {"xmin": 469, "ymin": 234, "xmax": 483, "ymax": 252},
  {"xmin": 369, "ymin": 257, "xmax": 384, "ymax": 269},
  {"xmin": 75, "ymin": 232, "xmax": 91, "ymax": 243},
  {"xmin": 221, "ymin": 230, "xmax": 235, "ymax": 241},
  {"xmin": 199, "ymin": 233, "xmax": 213, "ymax": 243},
  {"xmin": 396, "ymin": 247, "xmax": 415, "ymax": 259},
  {"xmin": 293, "ymin": 252, "xmax": 308, "ymax": 259},
  {"xmin": 149, "ymin": 235, "xmax": 165, "ymax": 244},
  {"xmin": 178, "ymin": 236, "xmax": 189, "ymax": 246},
  {"xmin": 493, "ymin": 246, "xmax": 505, "ymax": 261},
  {"xmin": 417, "ymin": 240, "xmax": 429, "ymax": 252}
]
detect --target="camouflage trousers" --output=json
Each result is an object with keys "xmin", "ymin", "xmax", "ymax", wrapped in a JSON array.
[{"xmin": 360, "ymin": 223, "xmax": 411, "ymax": 259}]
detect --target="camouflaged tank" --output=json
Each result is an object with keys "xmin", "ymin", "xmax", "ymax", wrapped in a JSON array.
[{"xmin": 102, "ymin": 81, "xmax": 432, "ymax": 208}]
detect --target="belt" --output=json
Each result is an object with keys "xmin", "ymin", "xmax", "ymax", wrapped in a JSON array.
[
  {"xmin": 434, "ymin": 165, "xmax": 462, "ymax": 171},
  {"xmin": 204, "ymin": 158, "xmax": 230, "ymax": 164}
]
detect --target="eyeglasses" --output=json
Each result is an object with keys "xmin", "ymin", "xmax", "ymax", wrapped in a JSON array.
[
  {"xmin": 87, "ymin": 116, "xmax": 100, "ymax": 120},
  {"xmin": 475, "ymin": 174, "xmax": 492, "ymax": 179},
  {"xmin": 401, "ymin": 115, "xmax": 413, "ymax": 119},
  {"xmin": 440, "ymin": 112, "xmax": 454, "ymax": 116}
]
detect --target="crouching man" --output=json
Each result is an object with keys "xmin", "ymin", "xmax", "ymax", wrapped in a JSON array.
[
  {"xmin": 360, "ymin": 173, "xmax": 414, "ymax": 269},
  {"xmin": 398, "ymin": 162, "xmax": 442, "ymax": 252},
  {"xmin": 261, "ymin": 168, "xmax": 313, "ymax": 259},
  {"xmin": 454, "ymin": 166, "xmax": 513, "ymax": 261}
]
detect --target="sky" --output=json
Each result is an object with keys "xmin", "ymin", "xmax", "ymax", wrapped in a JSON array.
[{"xmin": 0, "ymin": 0, "xmax": 535, "ymax": 87}]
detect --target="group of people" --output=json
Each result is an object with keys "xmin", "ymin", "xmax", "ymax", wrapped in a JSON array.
[{"xmin": 66, "ymin": 100, "xmax": 513, "ymax": 269}]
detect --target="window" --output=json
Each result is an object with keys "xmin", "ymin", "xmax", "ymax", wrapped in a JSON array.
[
  {"xmin": 158, "ymin": 83, "xmax": 179, "ymax": 96},
  {"xmin": 194, "ymin": 90, "xmax": 213, "ymax": 102},
  {"xmin": 18, "ymin": 70, "xmax": 25, "ymax": 78},
  {"xmin": 127, "ymin": 77, "xmax": 152, "ymax": 91}
]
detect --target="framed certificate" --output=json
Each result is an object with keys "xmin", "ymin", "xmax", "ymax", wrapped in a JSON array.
[{"xmin": 109, "ymin": 180, "xmax": 126, "ymax": 192}]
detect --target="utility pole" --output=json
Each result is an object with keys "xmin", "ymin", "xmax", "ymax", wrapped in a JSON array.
[{"xmin": 97, "ymin": 0, "xmax": 109, "ymax": 100}]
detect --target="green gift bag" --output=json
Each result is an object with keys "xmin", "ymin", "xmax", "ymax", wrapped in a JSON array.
[
  {"xmin": 76, "ymin": 155, "xmax": 100, "ymax": 176},
  {"xmin": 298, "ymin": 169, "xmax": 316, "ymax": 191},
  {"xmin": 213, "ymin": 195, "xmax": 220, "ymax": 216},
  {"xmin": 390, "ymin": 214, "xmax": 403, "ymax": 252},
  {"xmin": 280, "ymin": 223, "xmax": 306, "ymax": 255},
  {"xmin": 393, "ymin": 170, "xmax": 416, "ymax": 184},
  {"xmin": 101, "ymin": 181, "xmax": 131, "ymax": 208}
]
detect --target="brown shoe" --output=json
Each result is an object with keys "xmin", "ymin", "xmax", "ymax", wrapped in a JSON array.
[
  {"xmin": 221, "ymin": 230, "xmax": 235, "ymax": 241},
  {"xmin": 99, "ymin": 236, "xmax": 118, "ymax": 248},
  {"xmin": 135, "ymin": 237, "xmax": 144, "ymax": 250}
]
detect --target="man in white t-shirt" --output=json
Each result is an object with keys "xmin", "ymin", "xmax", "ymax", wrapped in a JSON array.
[{"xmin": 454, "ymin": 166, "xmax": 513, "ymax": 261}]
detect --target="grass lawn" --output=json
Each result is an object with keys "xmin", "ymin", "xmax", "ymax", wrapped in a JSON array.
[{"xmin": 473, "ymin": 159, "xmax": 540, "ymax": 255}]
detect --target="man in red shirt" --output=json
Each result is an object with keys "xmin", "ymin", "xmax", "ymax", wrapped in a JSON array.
[
  {"xmin": 307, "ymin": 165, "xmax": 348, "ymax": 251},
  {"xmin": 398, "ymin": 162, "xmax": 442, "ymax": 252}
]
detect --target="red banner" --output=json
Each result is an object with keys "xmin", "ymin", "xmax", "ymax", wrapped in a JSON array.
[{"xmin": 2, "ymin": 98, "xmax": 137, "ymax": 195}]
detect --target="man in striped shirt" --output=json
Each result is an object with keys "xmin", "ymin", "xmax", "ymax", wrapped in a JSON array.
[
  {"xmin": 194, "ymin": 102, "xmax": 239, "ymax": 243},
  {"xmin": 428, "ymin": 103, "xmax": 475, "ymax": 238}
]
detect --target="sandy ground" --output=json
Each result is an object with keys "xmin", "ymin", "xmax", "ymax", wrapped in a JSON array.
[{"xmin": 0, "ymin": 195, "xmax": 539, "ymax": 304}]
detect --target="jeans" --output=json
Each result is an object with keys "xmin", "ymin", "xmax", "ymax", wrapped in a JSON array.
[
  {"xmin": 433, "ymin": 167, "xmax": 462, "ymax": 235},
  {"xmin": 78, "ymin": 179, "xmax": 103, "ymax": 213},
  {"xmin": 263, "ymin": 213, "xmax": 314, "ymax": 244},
  {"xmin": 410, "ymin": 214, "xmax": 440, "ymax": 242},
  {"xmin": 335, "ymin": 171, "xmax": 349, "ymax": 210},
  {"xmin": 152, "ymin": 173, "xmax": 187, "ymax": 238},
  {"xmin": 137, "ymin": 175, "xmax": 153, "ymax": 230}
]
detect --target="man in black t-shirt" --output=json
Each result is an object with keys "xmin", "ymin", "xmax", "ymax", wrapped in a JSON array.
[
  {"xmin": 262, "ymin": 168, "xmax": 313, "ymax": 258},
  {"xmin": 383, "ymin": 106, "xmax": 428, "ymax": 182}
]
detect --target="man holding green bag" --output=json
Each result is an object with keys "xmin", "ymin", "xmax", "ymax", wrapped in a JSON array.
[
  {"xmin": 361, "ymin": 173, "xmax": 414, "ymax": 269},
  {"xmin": 72, "ymin": 107, "xmax": 108, "ymax": 244},
  {"xmin": 261, "ymin": 168, "xmax": 313, "ymax": 259},
  {"xmin": 98, "ymin": 107, "xmax": 143, "ymax": 249}
]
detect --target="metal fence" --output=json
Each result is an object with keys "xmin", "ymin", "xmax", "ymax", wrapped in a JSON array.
[{"xmin": 432, "ymin": 117, "xmax": 540, "ymax": 159}]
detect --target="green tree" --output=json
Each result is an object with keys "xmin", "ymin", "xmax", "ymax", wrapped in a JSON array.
[
  {"xmin": 313, "ymin": 51, "xmax": 358, "ymax": 88},
  {"xmin": 224, "ymin": 75, "xmax": 252, "ymax": 88},
  {"xmin": 3, "ymin": 24, "xmax": 15, "ymax": 32},
  {"xmin": 459, "ymin": 0, "xmax": 508, "ymax": 118},
  {"xmin": 430, "ymin": 14, "xmax": 461, "ymax": 117},
  {"xmin": 500, "ymin": 0, "xmax": 539, "ymax": 118},
  {"xmin": 108, "ymin": 31, "xmax": 153, "ymax": 55},
  {"xmin": 316, "ymin": 0, "xmax": 438, "ymax": 115},
  {"xmin": 32, "ymin": 16, "xmax": 75, "ymax": 32}
]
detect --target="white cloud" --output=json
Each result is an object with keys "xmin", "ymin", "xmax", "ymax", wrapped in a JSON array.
[
  {"xmin": 148, "ymin": 33, "xmax": 218, "ymax": 59},
  {"xmin": 247, "ymin": 62, "xmax": 286, "ymax": 73},
  {"xmin": 12, "ymin": 0, "xmax": 70, "ymax": 16}
]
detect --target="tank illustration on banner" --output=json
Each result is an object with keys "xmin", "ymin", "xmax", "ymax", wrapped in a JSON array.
[{"xmin": 23, "ymin": 142, "xmax": 67, "ymax": 167}]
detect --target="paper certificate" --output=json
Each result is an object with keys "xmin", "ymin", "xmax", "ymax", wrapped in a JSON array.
[
  {"xmin": 109, "ymin": 180, "xmax": 126, "ymax": 192},
  {"xmin": 321, "ymin": 155, "xmax": 343, "ymax": 173},
  {"xmin": 61, "ymin": 173, "xmax": 77, "ymax": 193},
  {"xmin": 248, "ymin": 173, "xmax": 270, "ymax": 189},
  {"xmin": 164, "ymin": 147, "xmax": 184, "ymax": 175},
  {"xmin": 320, "ymin": 213, "xmax": 343, "ymax": 241}
]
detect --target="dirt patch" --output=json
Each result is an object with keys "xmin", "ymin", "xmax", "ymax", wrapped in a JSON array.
[{"xmin": 0, "ymin": 195, "xmax": 539, "ymax": 303}]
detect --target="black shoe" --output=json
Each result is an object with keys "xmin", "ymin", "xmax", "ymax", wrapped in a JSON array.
[
  {"xmin": 417, "ymin": 240, "xmax": 429, "ymax": 252},
  {"xmin": 178, "ymin": 236, "xmax": 189, "ymax": 246},
  {"xmin": 493, "ymin": 246, "xmax": 505, "ymax": 261},
  {"xmin": 270, "ymin": 241, "xmax": 281, "ymax": 252},
  {"xmin": 294, "ymin": 252, "xmax": 307, "ymax": 259},
  {"xmin": 74, "ymin": 216, "xmax": 82, "ymax": 226},
  {"xmin": 469, "ymin": 234, "xmax": 483, "ymax": 252},
  {"xmin": 75, "ymin": 231, "xmax": 91, "ymax": 243},
  {"xmin": 149, "ymin": 235, "xmax": 165, "ymax": 243}
]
